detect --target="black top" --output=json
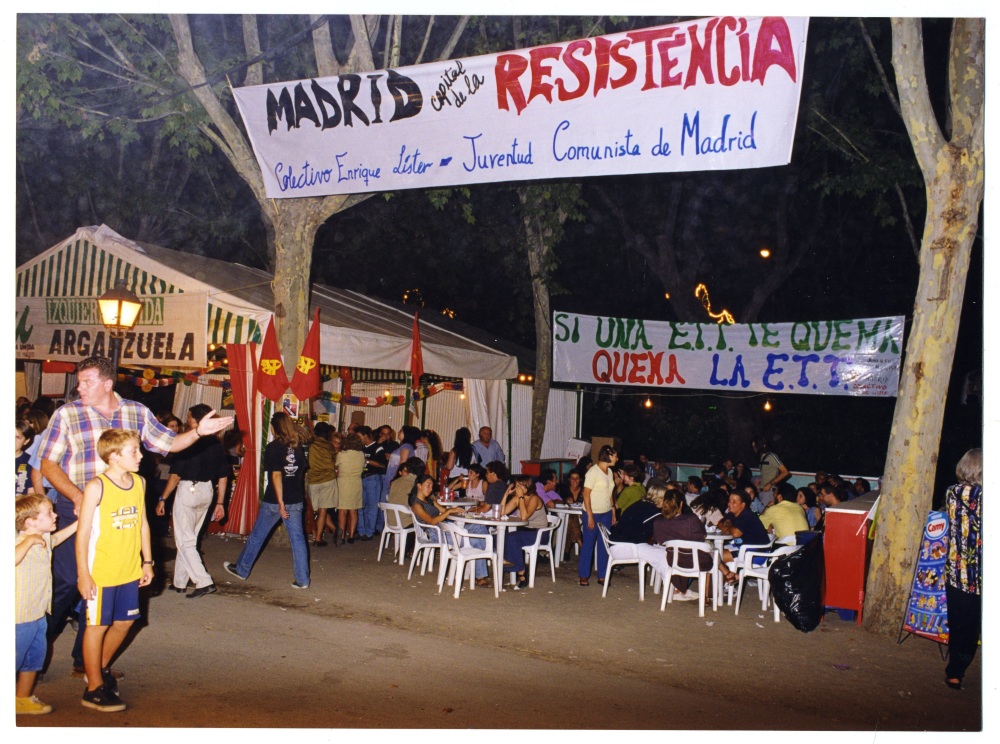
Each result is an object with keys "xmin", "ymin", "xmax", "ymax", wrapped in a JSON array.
[
  {"xmin": 363, "ymin": 440, "xmax": 387, "ymax": 478},
  {"xmin": 484, "ymin": 480, "xmax": 507, "ymax": 505},
  {"xmin": 262, "ymin": 440, "xmax": 307, "ymax": 505},
  {"xmin": 609, "ymin": 500, "xmax": 660, "ymax": 543},
  {"xmin": 168, "ymin": 436, "xmax": 229, "ymax": 484}
]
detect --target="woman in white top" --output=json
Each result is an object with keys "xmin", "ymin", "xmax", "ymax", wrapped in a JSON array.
[{"xmin": 579, "ymin": 445, "xmax": 618, "ymax": 587}]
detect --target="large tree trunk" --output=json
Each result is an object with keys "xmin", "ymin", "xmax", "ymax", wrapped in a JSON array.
[
  {"xmin": 269, "ymin": 202, "xmax": 335, "ymax": 363},
  {"xmin": 863, "ymin": 18, "xmax": 984, "ymax": 636},
  {"xmin": 518, "ymin": 185, "xmax": 579, "ymax": 459},
  {"xmin": 522, "ymin": 209, "xmax": 552, "ymax": 460}
]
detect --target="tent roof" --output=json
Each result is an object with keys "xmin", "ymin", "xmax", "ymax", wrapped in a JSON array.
[{"xmin": 20, "ymin": 226, "xmax": 528, "ymax": 379}]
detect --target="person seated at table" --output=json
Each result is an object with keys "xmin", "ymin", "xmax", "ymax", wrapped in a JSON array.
[
  {"xmin": 796, "ymin": 486, "xmax": 822, "ymax": 529},
  {"xmin": 818, "ymin": 481, "xmax": 848, "ymax": 508},
  {"xmin": 690, "ymin": 487, "xmax": 728, "ymax": 527},
  {"xmin": 760, "ymin": 482, "xmax": 809, "ymax": 541},
  {"xmin": 388, "ymin": 457, "xmax": 426, "ymax": 528},
  {"xmin": 411, "ymin": 471, "xmax": 493, "ymax": 587},
  {"xmin": 469, "ymin": 460, "xmax": 509, "ymax": 513},
  {"xmin": 684, "ymin": 476, "xmax": 704, "ymax": 505},
  {"xmin": 637, "ymin": 488, "xmax": 713, "ymax": 602},
  {"xmin": 718, "ymin": 490, "xmax": 771, "ymax": 585},
  {"xmin": 449, "ymin": 464, "xmax": 486, "ymax": 502},
  {"xmin": 608, "ymin": 479, "xmax": 667, "ymax": 556},
  {"xmin": 558, "ymin": 469, "xmax": 584, "ymax": 560},
  {"xmin": 500, "ymin": 474, "xmax": 549, "ymax": 589},
  {"xmin": 408, "ymin": 473, "xmax": 464, "ymax": 526},
  {"xmin": 535, "ymin": 469, "xmax": 563, "ymax": 507},
  {"xmin": 614, "ymin": 463, "xmax": 646, "ymax": 514}
]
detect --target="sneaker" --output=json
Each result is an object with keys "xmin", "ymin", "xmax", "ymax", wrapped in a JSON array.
[
  {"xmin": 671, "ymin": 589, "xmax": 694, "ymax": 602},
  {"xmin": 16, "ymin": 695, "xmax": 53, "ymax": 715},
  {"xmin": 187, "ymin": 584, "xmax": 217, "ymax": 599},
  {"xmin": 291, "ymin": 581, "xmax": 310, "ymax": 590},
  {"xmin": 83, "ymin": 668, "xmax": 120, "ymax": 695},
  {"xmin": 223, "ymin": 561, "xmax": 246, "ymax": 581},
  {"xmin": 81, "ymin": 685, "xmax": 126, "ymax": 712}
]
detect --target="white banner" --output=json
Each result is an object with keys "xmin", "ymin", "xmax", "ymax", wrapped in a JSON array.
[
  {"xmin": 233, "ymin": 16, "xmax": 809, "ymax": 198},
  {"xmin": 552, "ymin": 312, "xmax": 904, "ymax": 397},
  {"xmin": 15, "ymin": 294, "xmax": 208, "ymax": 367}
]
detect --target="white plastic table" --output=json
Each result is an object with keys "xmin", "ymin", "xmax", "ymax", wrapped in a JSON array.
[
  {"xmin": 449, "ymin": 514, "xmax": 528, "ymax": 590},
  {"xmin": 548, "ymin": 503, "xmax": 584, "ymax": 567},
  {"xmin": 704, "ymin": 531, "xmax": 735, "ymax": 605}
]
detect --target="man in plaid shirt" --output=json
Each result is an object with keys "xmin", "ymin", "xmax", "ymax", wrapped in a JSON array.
[{"xmin": 38, "ymin": 355, "xmax": 231, "ymax": 677}]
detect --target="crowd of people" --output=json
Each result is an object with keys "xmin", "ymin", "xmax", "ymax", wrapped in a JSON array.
[{"xmin": 13, "ymin": 360, "xmax": 983, "ymax": 715}]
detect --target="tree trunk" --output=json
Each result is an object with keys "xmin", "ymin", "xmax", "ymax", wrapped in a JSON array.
[
  {"xmin": 863, "ymin": 18, "xmax": 983, "ymax": 636},
  {"xmin": 518, "ymin": 185, "xmax": 579, "ymax": 460},
  {"xmin": 269, "ymin": 202, "xmax": 333, "ymax": 365},
  {"xmin": 524, "ymin": 216, "xmax": 552, "ymax": 461}
]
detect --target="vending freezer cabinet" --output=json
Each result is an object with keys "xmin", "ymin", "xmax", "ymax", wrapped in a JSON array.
[{"xmin": 822, "ymin": 492, "xmax": 878, "ymax": 625}]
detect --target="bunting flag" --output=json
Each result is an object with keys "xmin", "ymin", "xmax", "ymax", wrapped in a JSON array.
[
  {"xmin": 289, "ymin": 307, "xmax": 321, "ymax": 400},
  {"xmin": 410, "ymin": 311, "xmax": 424, "ymax": 390},
  {"xmin": 256, "ymin": 316, "xmax": 289, "ymax": 402}
]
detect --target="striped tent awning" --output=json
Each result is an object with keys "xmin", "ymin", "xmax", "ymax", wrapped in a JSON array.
[{"xmin": 16, "ymin": 236, "xmax": 180, "ymax": 299}]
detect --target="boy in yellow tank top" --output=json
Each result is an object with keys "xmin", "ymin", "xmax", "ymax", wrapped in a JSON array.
[{"xmin": 75, "ymin": 429, "xmax": 154, "ymax": 713}]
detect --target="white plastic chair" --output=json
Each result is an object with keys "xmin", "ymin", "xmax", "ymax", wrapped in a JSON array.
[
  {"xmin": 723, "ymin": 539, "xmax": 775, "ymax": 605},
  {"xmin": 735, "ymin": 544, "xmax": 800, "ymax": 620},
  {"xmin": 377, "ymin": 503, "xmax": 415, "ymax": 565},
  {"xmin": 519, "ymin": 515, "xmax": 560, "ymax": 589},
  {"xmin": 437, "ymin": 522, "xmax": 499, "ymax": 599},
  {"xmin": 407, "ymin": 520, "xmax": 447, "ymax": 580},
  {"xmin": 660, "ymin": 539, "xmax": 717, "ymax": 617},
  {"xmin": 597, "ymin": 522, "xmax": 651, "ymax": 599}
]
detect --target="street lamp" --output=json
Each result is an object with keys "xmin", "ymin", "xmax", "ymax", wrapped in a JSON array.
[{"xmin": 98, "ymin": 279, "xmax": 143, "ymax": 375}]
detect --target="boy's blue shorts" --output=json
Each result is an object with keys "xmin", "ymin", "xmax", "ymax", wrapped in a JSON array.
[
  {"xmin": 85, "ymin": 580, "xmax": 141, "ymax": 626},
  {"xmin": 16, "ymin": 616, "xmax": 48, "ymax": 673}
]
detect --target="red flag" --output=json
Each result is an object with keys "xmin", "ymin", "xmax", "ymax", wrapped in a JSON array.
[
  {"xmin": 340, "ymin": 366, "xmax": 352, "ymax": 398},
  {"xmin": 290, "ymin": 308, "xmax": 321, "ymax": 400},
  {"xmin": 410, "ymin": 311, "xmax": 424, "ymax": 391},
  {"xmin": 257, "ymin": 316, "xmax": 289, "ymax": 402}
]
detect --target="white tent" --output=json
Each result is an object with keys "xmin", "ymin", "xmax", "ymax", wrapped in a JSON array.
[
  {"xmin": 16, "ymin": 226, "xmax": 579, "ymax": 470},
  {"xmin": 15, "ymin": 224, "xmax": 519, "ymax": 379}
]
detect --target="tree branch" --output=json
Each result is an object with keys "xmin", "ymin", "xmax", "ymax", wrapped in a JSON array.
[
  {"xmin": 437, "ymin": 16, "xmax": 470, "ymax": 61},
  {"xmin": 890, "ymin": 18, "xmax": 945, "ymax": 178},
  {"xmin": 414, "ymin": 15, "xmax": 435, "ymax": 65},
  {"xmin": 346, "ymin": 15, "xmax": 377, "ymax": 72},
  {"xmin": 169, "ymin": 14, "xmax": 268, "ymax": 207},
  {"xmin": 858, "ymin": 19, "xmax": 902, "ymax": 119},
  {"xmin": 242, "ymin": 15, "xmax": 264, "ymax": 86},
  {"xmin": 894, "ymin": 181, "xmax": 920, "ymax": 259},
  {"xmin": 947, "ymin": 18, "xmax": 985, "ymax": 147}
]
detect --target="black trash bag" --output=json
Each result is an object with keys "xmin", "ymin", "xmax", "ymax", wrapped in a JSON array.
[{"xmin": 769, "ymin": 535, "xmax": 825, "ymax": 632}]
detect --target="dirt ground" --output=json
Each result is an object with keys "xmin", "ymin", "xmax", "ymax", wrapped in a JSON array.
[{"xmin": 12, "ymin": 528, "xmax": 987, "ymax": 738}]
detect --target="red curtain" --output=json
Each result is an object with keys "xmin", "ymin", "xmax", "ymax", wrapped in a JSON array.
[{"xmin": 209, "ymin": 343, "xmax": 260, "ymax": 536}]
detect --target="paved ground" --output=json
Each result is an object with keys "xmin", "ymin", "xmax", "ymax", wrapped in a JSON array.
[{"xmin": 12, "ymin": 527, "xmax": 987, "ymax": 738}]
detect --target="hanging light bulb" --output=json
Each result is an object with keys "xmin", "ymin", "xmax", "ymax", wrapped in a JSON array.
[
  {"xmin": 764, "ymin": 399, "xmax": 772, "ymax": 412},
  {"xmin": 644, "ymin": 397, "xmax": 653, "ymax": 409},
  {"xmin": 759, "ymin": 247, "xmax": 772, "ymax": 259}
]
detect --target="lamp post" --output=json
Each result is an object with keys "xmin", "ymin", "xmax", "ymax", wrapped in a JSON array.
[{"xmin": 97, "ymin": 279, "xmax": 143, "ymax": 378}]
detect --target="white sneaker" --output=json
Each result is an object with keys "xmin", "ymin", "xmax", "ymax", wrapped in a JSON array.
[
  {"xmin": 671, "ymin": 589, "xmax": 694, "ymax": 602},
  {"xmin": 684, "ymin": 588, "xmax": 701, "ymax": 601}
]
